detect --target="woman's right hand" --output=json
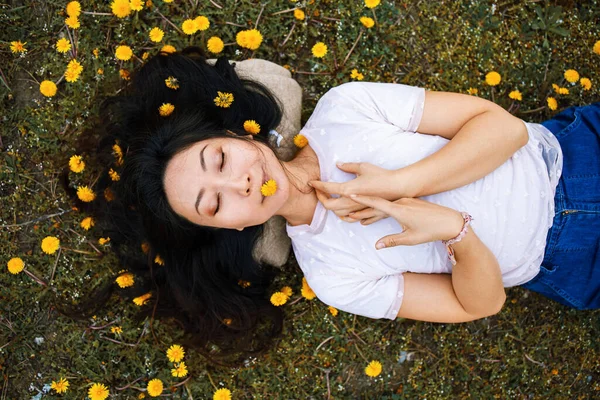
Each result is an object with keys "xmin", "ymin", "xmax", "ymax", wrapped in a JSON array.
[{"xmin": 348, "ymin": 194, "xmax": 466, "ymax": 248}]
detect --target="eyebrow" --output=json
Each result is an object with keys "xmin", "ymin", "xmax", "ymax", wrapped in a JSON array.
[{"xmin": 195, "ymin": 144, "xmax": 209, "ymax": 216}]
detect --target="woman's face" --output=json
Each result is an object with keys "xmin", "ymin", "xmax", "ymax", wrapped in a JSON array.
[{"xmin": 163, "ymin": 136, "xmax": 289, "ymax": 229}]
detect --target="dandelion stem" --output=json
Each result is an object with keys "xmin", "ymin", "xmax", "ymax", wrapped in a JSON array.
[
  {"xmin": 271, "ymin": 8, "xmax": 296, "ymax": 16},
  {"xmin": 81, "ymin": 11, "xmax": 112, "ymax": 16},
  {"xmin": 115, "ymin": 376, "xmax": 143, "ymax": 391},
  {"xmin": 0, "ymin": 67, "xmax": 11, "ymax": 91},
  {"xmin": 225, "ymin": 21, "xmax": 246, "ymax": 28},
  {"xmin": 24, "ymin": 269, "xmax": 47, "ymax": 287},
  {"xmin": 172, "ymin": 375, "xmax": 192, "ymax": 388},
  {"xmin": 519, "ymin": 106, "xmax": 546, "ymax": 115},
  {"xmin": 281, "ymin": 22, "xmax": 296, "ymax": 48},
  {"xmin": 155, "ymin": 10, "xmax": 184, "ymax": 35},
  {"xmin": 49, "ymin": 247, "xmax": 62, "ymax": 283},
  {"xmin": 88, "ymin": 319, "xmax": 119, "ymax": 330},
  {"xmin": 206, "ymin": 371, "xmax": 217, "ymax": 390},
  {"xmin": 254, "ymin": 3, "xmax": 266, "ymax": 29},
  {"xmin": 343, "ymin": 30, "xmax": 363, "ymax": 67},
  {"xmin": 209, "ymin": 0, "xmax": 222, "ymax": 8},
  {"xmin": 0, "ymin": 209, "xmax": 72, "ymax": 228},
  {"xmin": 371, "ymin": 7, "xmax": 377, "ymax": 26}
]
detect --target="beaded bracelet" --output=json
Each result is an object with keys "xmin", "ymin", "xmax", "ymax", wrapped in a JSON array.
[{"xmin": 441, "ymin": 212, "xmax": 474, "ymax": 266}]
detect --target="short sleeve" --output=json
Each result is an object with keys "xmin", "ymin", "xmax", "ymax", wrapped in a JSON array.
[
  {"xmin": 306, "ymin": 270, "xmax": 405, "ymax": 320},
  {"xmin": 324, "ymin": 81, "xmax": 426, "ymax": 132}
]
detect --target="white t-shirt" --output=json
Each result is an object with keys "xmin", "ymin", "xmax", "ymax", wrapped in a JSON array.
[{"xmin": 285, "ymin": 82, "xmax": 563, "ymax": 320}]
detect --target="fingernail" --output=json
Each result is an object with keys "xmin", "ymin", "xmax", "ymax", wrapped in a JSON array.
[
  {"xmin": 307, "ymin": 182, "xmax": 313, "ymax": 187},
  {"xmin": 336, "ymin": 162, "xmax": 344, "ymax": 167},
  {"xmin": 376, "ymin": 242, "xmax": 385, "ymax": 249},
  {"xmin": 348, "ymin": 212, "xmax": 355, "ymax": 216},
  {"xmin": 349, "ymin": 194, "xmax": 357, "ymax": 198}
]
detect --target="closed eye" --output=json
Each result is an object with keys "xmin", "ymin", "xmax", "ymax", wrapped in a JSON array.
[{"xmin": 215, "ymin": 150, "xmax": 225, "ymax": 214}]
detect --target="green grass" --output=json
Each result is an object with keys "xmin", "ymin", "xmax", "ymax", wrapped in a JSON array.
[{"xmin": 1, "ymin": 0, "xmax": 599, "ymax": 398}]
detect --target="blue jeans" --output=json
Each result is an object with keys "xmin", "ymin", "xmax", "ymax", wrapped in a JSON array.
[{"xmin": 521, "ymin": 103, "xmax": 600, "ymax": 309}]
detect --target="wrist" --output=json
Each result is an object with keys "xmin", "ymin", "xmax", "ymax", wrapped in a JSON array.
[{"xmin": 391, "ymin": 167, "xmax": 422, "ymax": 199}]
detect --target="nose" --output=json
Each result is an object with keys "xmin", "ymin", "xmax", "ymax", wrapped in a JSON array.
[{"xmin": 231, "ymin": 173, "xmax": 251, "ymax": 197}]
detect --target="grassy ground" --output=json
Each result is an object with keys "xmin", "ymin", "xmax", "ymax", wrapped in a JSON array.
[{"xmin": 1, "ymin": 0, "xmax": 599, "ymax": 398}]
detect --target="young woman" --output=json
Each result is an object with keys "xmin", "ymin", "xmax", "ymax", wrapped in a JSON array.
[{"xmin": 62, "ymin": 47, "xmax": 599, "ymax": 361}]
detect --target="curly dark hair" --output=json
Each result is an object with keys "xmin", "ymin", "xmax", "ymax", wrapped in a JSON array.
[{"xmin": 56, "ymin": 46, "xmax": 287, "ymax": 366}]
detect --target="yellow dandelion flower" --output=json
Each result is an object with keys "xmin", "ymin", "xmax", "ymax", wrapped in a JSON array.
[
  {"xmin": 146, "ymin": 379, "xmax": 163, "ymax": 397},
  {"xmin": 564, "ymin": 69, "xmax": 579, "ymax": 83},
  {"xmin": 98, "ymin": 237, "xmax": 111, "ymax": 245},
  {"xmin": 360, "ymin": 16, "xmax": 375, "ymax": 28},
  {"xmin": 328, "ymin": 305, "xmax": 338, "ymax": 316},
  {"xmin": 112, "ymin": 143, "xmax": 124, "ymax": 164},
  {"xmin": 93, "ymin": 48, "xmax": 100, "ymax": 58},
  {"xmin": 149, "ymin": 27, "xmax": 164, "ymax": 42},
  {"xmin": 56, "ymin": 38, "xmax": 72, "ymax": 53},
  {"xmin": 260, "ymin": 179, "xmax": 277, "ymax": 196},
  {"xmin": 485, "ymin": 71, "xmax": 501, "ymax": 86},
  {"xmin": 166, "ymin": 344, "xmax": 185, "ymax": 363},
  {"xmin": 68, "ymin": 155, "xmax": 85, "ymax": 173},
  {"xmin": 130, "ymin": 0, "xmax": 144, "ymax": 11},
  {"xmin": 141, "ymin": 241, "xmax": 150, "ymax": 254},
  {"xmin": 508, "ymin": 90, "xmax": 522, "ymax": 101},
  {"xmin": 142, "ymin": 51, "xmax": 149, "ymax": 60},
  {"xmin": 280, "ymin": 286, "xmax": 293, "ymax": 297},
  {"xmin": 154, "ymin": 254, "xmax": 164, "ymax": 265},
  {"xmin": 41, "ymin": 236, "xmax": 60, "ymax": 255},
  {"xmin": 301, "ymin": 277, "xmax": 316, "ymax": 300},
  {"xmin": 65, "ymin": 15, "xmax": 80, "ymax": 29},
  {"xmin": 80, "ymin": 216, "xmax": 95, "ymax": 230},
  {"xmin": 213, "ymin": 388, "xmax": 232, "ymax": 400},
  {"xmin": 108, "ymin": 168, "xmax": 120, "ymax": 181},
  {"xmin": 195, "ymin": 15, "xmax": 210, "ymax": 31},
  {"xmin": 294, "ymin": 9, "xmax": 305, "ymax": 20},
  {"xmin": 133, "ymin": 292, "xmax": 152, "ymax": 306},
  {"xmin": 552, "ymin": 83, "xmax": 560, "ymax": 93},
  {"xmin": 77, "ymin": 186, "xmax": 96, "ymax": 202},
  {"xmin": 115, "ymin": 45, "xmax": 133, "ymax": 61},
  {"xmin": 104, "ymin": 187, "xmax": 115, "ymax": 201},
  {"xmin": 547, "ymin": 96, "xmax": 558, "ymax": 111},
  {"xmin": 66, "ymin": 1, "xmax": 81, "ymax": 17},
  {"xmin": 580, "ymin": 77, "xmax": 592, "ymax": 90},
  {"xmin": 88, "ymin": 382, "xmax": 109, "ymax": 400},
  {"xmin": 293, "ymin": 134, "xmax": 308, "ymax": 148},
  {"xmin": 243, "ymin": 120, "xmax": 261, "ymax": 134},
  {"xmin": 350, "ymin": 69, "xmax": 364, "ymax": 80},
  {"xmin": 365, "ymin": 0, "xmax": 381, "ymax": 8},
  {"xmin": 164, "ymin": 0, "xmax": 173, "ymax": 2},
  {"xmin": 64, "ymin": 68, "xmax": 80, "ymax": 83},
  {"xmin": 160, "ymin": 44, "xmax": 176, "ymax": 54},
  {"xmin": 466, "ymin": 87, "xmax": 478, "ymax": 95},
  {"xmin": 270, "ymin": 292, "xmax": 288, "ymax": 306},
  {"xmin": 110, "ymin": 326, "xmax": 123, "ymax": 334},
  {"xmin": 182, "ymin": 19, "xmax": 197, "ymax": 35},
  {"xmin": 594, "ymin": 40, "xmax": 600, "ymax": 55},
  {"xmin": 214, "ymin": 91, "xmax": 234, "ymax": 108},
  {"xmin": 312, "ymin": 42, "xmax": 328, "ymax": 58},
  {"xmin": 238, "ymin": 279, "xmax": 251, "ymax": 288},
  {"xmin": 119, "ymin": 69, "xmax": 130, "ymax": 80},
  {"xmin": 365, "ymin": 360, "xmax": 382, "ymax": 377},
  {"xmin": 111, "ymin": 0, "xmax": 131, "ymax": 18},
  {"xmin": 7, "ymin": 257, "xmax": 25, "ymax": 274},
  {"xmin": 207, "ymin": 36, "xmax": 224, "ymax": 53},
  {"xmin": 159, "ymin": 103, "xmax": 175, "ymax": 116},
  {"xmin": 40, "ymin": 80, "xmax": 57, "ymax": 97},
  {"xmin": 50, "ymin": 377, "xmax": 69, "ymax": 394},
  {"xmin": 165, "ymin": 76, "xmax": 179, "ymax": 89},
  {"xmin": 236, "ymin": 29, "xmax": 263, "ymax": 50},
  {"xmin": 10, "ymin": 40, "xmax": 27, "ymax": 54},
  {"xmin": 558, "ymin": 87, "xmax": 569, "ymax": 95},
  {"xmin": 139, "ymin": 393, "xmax": 146, "ymax": 399},
  {"xmin": 67, "ymin": 59, "xmax": 83, "ymax": 75},
  {"xmin": 171, "ymin": 361, "xmax": 189, "ymax": 378},
  {"xmin": 115, "ymin": 272, "xmax": 134, "ymax": 288}
]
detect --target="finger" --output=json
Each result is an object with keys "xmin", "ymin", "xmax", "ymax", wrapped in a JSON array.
[
  {"xmin": 375, "ymin": 232, "xmax": 409, "ymax": 249},
  {"xmin": 335, "ymin": 162, "xmax": 360, "ymax": 174},
  {"xmin": 348, "ymin": 194, "xmax": 393, "ymax": 214},
  {"xmin": 360, "ymin": 215, "xmax": 386, "ymax": 226},
  {"xmin": 314, "ymin": 188, "xmax": 332, "ymax": 206},
  {"xmin": 309, "ymin": 180, "xmax": 344, "ymax": 195},
  {"xmin": 348, "ymin": 207, "xmax": 383, "ymax": 220}
]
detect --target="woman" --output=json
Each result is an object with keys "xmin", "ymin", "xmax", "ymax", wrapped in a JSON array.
[{"xmin": 62, "ymin": 46, "xmax": 599, "ymax": 361}]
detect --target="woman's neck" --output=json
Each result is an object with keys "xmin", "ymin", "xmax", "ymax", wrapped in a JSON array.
[{"xmin": 276, "ymin": 145, "xmax": 321, "ymax": 227}]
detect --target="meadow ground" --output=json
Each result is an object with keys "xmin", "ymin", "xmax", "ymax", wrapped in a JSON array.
[{"xmin": 1, "ymin": 0, "xmax": 599, "ymax": 398}]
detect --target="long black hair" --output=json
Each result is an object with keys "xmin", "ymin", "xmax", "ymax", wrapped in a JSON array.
[{"xmin": 56, "ymin": 46, "xmax": 286, "ymax": 365}]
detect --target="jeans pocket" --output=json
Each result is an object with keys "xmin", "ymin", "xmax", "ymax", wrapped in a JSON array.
[{"xmin": 553, "ymin": 109, "xmax": 582, "ymax": 140}]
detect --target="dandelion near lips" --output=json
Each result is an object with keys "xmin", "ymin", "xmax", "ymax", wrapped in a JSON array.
[{"xmin": 260, "ymin": 179, "xmax": 277, "ymax": 196}]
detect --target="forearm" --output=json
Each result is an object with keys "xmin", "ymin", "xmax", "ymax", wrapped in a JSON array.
[
  {"xmin": 450, "ymin": 227, "xmax": 506, "ymax": 317},
  {"xmin": 397, "ymin": 111, "xmax": 529, "ymax": 198}
]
